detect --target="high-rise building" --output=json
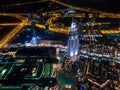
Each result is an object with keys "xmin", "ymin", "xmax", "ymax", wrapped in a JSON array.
[{"xmin": 67, "ymin": 20, "xmax": 79, "ymax": 61}]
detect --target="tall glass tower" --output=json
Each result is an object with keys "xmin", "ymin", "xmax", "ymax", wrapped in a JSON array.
[{"xmin": 67, "ymin": 20, "xmax": 79, "ymax": 61}]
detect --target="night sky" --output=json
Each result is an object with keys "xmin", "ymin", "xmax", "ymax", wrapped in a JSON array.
[
  {"xmin": 0, "ymin": 0, "xmax": 119, "ymax": 13},
  {"xmin": 63, "ymin": 0, "xmax": 120, "ymax": 13}
]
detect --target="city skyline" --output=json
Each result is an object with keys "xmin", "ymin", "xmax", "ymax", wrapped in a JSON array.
[{"xmin": 0, "ymin": 0, "xmax": 120, "ymax": 90}]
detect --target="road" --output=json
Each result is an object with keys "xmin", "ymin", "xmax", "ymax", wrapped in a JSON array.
[
  {"xmin": 0, "ymin": 0, "xmax": 47, "ymax": 8},
  {"xmin": 41, "ymin": 12, "xmax": 119, "ymax": 34},
  {"xmin": 0, "ymin": 0, "xmax": 120, "ymax": 49},
  {"xmin": 0, "ymin": 23, "xmax": 29, "ymax": 26},
  {"xmin": 51, "ymin": 0, "xmax": 120, "ymax": 18},
  {"xmin": 0, "ymin": 12, "xmax": 119, "ymax": 49},
  {"xmin": 80, "ymin": 50, "xmax": 120, "ymax": 63},
  {"xmin": 0, "ymin": 13, "xmax": 25, "ymax": 20},
  {"xmin": 0, "ymin": 18, "xmax": 28, "ymax": 49},
  {"xmin": 0, "ymin": 0, "xmax": 120, "ymax": 18},
  {"xmin": 88, "ymin": 79, "xmax": 110, "ymax": 88}
]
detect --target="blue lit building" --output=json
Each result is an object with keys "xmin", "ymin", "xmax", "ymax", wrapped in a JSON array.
[{"xmin": 67, "ymin": 20, "xmax": 79, "ymax": 61}]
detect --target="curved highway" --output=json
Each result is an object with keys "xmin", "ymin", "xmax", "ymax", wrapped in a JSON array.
[{"xmin": 0, "ymin": 0, "xmax": 120, "ymax": 49}]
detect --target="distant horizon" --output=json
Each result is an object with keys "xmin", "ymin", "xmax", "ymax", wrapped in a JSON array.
[{"xmin": 0, "ymin": 0, "xmax": 119, "ymax": 13}]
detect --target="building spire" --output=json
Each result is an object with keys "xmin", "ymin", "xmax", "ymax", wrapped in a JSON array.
[{"xmin": 70, "ymin": 18, "xmax": 77, "ymax": 31}]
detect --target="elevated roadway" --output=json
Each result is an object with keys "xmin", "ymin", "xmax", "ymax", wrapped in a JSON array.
[
  {"xmin": 0, "ymin": 23, "xmax": 29, "ymax": 26},
  {"xmin": 51, "ymin": 0, "xmax": 120, "ymax": 18},
  {"xmin": 40, "ymin": 12, "xmax": 119, "ymax": 34},
  {"xmin": 0, "ymin": 18, "xmax": 28, "ymax": 49},
  {"xmin": 0, "ymin": 0, "xmax": 47, "ymax": 8},
  {"xmin": 0, "ymin": 0, "xmax": 120, "ymax": 49},
  {"xmin": 0, "ymin": 13, "xmax": 26, "ymax": 20}
]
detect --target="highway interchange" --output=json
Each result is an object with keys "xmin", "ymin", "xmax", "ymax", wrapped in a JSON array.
[
  {"xmin": 0, "ymin": 0, "xmax": 119, "ymax": 61},
  {"xmin": 0, "ymin": 0, "xmax": 120, "ymax": 89},
  {"xmin": 0, "ymin": 0, "xmax": 120, "ymax": 50}
]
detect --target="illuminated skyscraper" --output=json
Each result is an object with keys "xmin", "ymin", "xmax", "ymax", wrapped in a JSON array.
[{"xmin": 67, "ymin": 20, "xmax": 79, "ymax": 61}]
